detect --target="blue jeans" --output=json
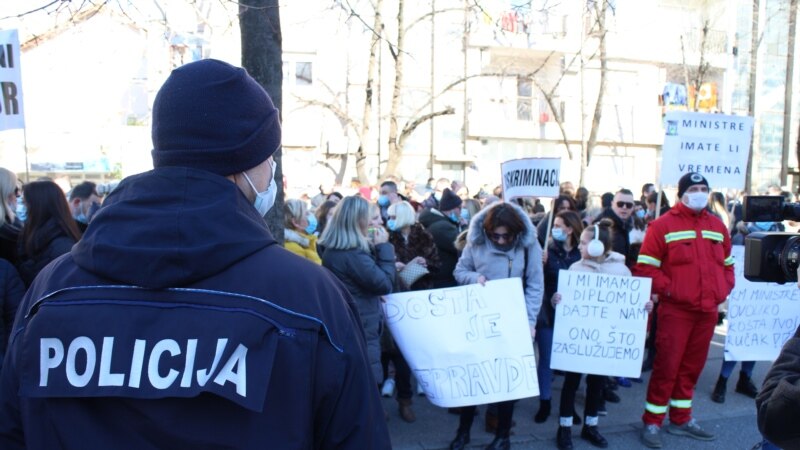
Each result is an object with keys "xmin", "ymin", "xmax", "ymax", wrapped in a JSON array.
[
  {"xmin": 535, "ymin": 327, "xmax": 554, "ymax": 400},
  {"xmin": 721, "ymin": 360, "xmax": 755, "ymax": 379}
]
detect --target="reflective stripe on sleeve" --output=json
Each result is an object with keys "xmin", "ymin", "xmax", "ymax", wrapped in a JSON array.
[
  {"xmin": 637, "ymin": 254, "xmax": 662, "ymax": 268},
  {"xmin": 645, "ymin": 402, "xmax": 668, "ymax": 414},
  {"xmin": 664, "ymin": 231, "xmax": 697, "ymax": 243},
  {"xmin": 724, "ymin": 256, "xmax": 735, "ymax": 266},
  {"xmin": 669, "ymin": 399, "xmax": 692, "ymax": 408},
  {"xmin": 701, "ymin": 230, "xmax": 724, "ymax": 242}
]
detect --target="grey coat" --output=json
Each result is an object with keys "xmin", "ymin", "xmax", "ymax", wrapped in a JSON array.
[
  {"xmin": 322, "ymin": 243, "xmax": 396, "ymax": 381},
  {"xmin": 454, "ymin": 202, "xmax": 544, "ymax": 327}
]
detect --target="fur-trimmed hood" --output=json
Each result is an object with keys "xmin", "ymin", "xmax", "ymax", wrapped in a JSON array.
[{"xmin": 466, "ymin": 201, "xmax": 537, "ymax": 249}]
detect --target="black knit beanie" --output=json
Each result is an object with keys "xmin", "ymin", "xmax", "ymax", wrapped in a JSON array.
[
  {"xmin": 151, "ymin": 59, "xmax": 281, "ymax": 176},
  {"xmin": 439, "ymin": 188, "xmax": 463, "ymax": 211},
  {"xmin": 677, "ymin": 172, "xmax": 709, "ymax": 198}
]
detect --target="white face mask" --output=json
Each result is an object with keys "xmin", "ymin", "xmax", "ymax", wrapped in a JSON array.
[
  {"xmin": 684, "ymin": 191, "xmax": 708, "ymax": 211},
  {"xmin": 243, "ymin": 159, "xmax": 277, "ymax": 217}
]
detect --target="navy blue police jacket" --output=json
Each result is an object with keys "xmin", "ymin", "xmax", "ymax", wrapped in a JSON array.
[{"xmin": 0, "ymin": 167, "xmax": 391, "ymax": 449}]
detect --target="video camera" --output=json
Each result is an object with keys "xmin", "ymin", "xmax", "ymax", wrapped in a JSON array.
[{"xmin": 743, "ymin": 196, "xmax": 800, "ymax": 283}]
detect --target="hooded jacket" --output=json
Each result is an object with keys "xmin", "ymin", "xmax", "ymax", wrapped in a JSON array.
[
  {"xmin": 453, "ymin": 202, "xmax": 544, "ymax": 328},
  {"xmin": 16, "ymin": 217, "xmax": 77, "ymax": 287},
  {"xmin": 0, "ymin": 167, "xmax": 390, "ymax": 450}
]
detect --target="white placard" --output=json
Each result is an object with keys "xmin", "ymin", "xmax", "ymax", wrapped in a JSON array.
[
  {"xmin": 551, "ymin": 270, "xmax": 651, "ymax": 377},
  {"xmin": 501, "ymin": 157, "xmax": 560, "ymax": 201},
  {"xmin": 382, "ymin": 278, "xmax": 539, "ymax": 407},
  {"xmin": 0, "ymin": 29, "xmax": 24, "ymax": 131},
  {"xmin": 724, "ymin": 246, "xmax": 800, "ymax": 361},
  {"xmin": 660, "ymin": 111, "xmax": 753, "ymax": 190}
]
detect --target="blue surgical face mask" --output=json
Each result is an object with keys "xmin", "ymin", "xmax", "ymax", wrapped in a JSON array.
[
  {"xmin": 15, "ymin": 199, "xmax": 26, "ymax": 223},
  {"xmin": 460, "ymin": 208, "xmax": 470, "ymax": 222},
  {"xmin": 377, "ymin": 195, "xmax": 390, "ymax": 207},
  {"xmin": 243, "ymin": 159, "xmax": 277, "ymax": 217},
  {"xmin": 448, "ymin": 212, "xmax": 459, "ymax": 223},
  {"xmin": 387, "ymin": 219, "xmax": 398, "ymax": 231},
  {"xmin": 305, "ymin": 214, "xmax": 318, "ymax": 234},
  {"xmin": 551, "ymin": 228, "xmax": 567, "ymax": 242},
  {"xmin": 635, "ymin": 209, "xmax": 646, "ymax": 219},
  {"xmin": 754, "ymin": 221, "xmax": 774, "ymax": 231}
]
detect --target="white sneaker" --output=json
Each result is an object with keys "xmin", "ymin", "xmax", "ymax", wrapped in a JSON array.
[{"xmin": 381, "ymin": 378, "xmax": 395, "ymax": 397}]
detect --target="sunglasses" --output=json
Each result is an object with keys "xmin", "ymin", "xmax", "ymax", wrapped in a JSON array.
[
  {"xmin": 616, "ymin": 201, "xmax": 634, "ymax": 209},
  {"xmin": 490, "ymin": 232, "xmax": 513, "ymax": 242}
]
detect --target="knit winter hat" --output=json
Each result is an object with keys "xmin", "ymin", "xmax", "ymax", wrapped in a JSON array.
[
  {"xmin": 439, "ymin": 188, "xmax": 462, "ymax": 211},
  {"xmin": 677, "ymin": 172, "xmax": 709, "ymax": 198},
  {"xmin": 151, "ymin": 59, "xmax": 281, "ymax": 176}
]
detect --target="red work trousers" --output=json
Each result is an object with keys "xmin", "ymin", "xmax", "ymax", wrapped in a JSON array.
[{"xmin": 642, "ymin": 302, "xmax": 717, "ymax": 426}]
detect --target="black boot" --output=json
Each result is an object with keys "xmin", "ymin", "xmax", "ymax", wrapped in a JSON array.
[
  {"xmin": 485, "ymin": 435, "xmax": 511, "ymax": 450},
  {"xmin": 711, "ymin": 375, "xmax": 727, "ymax": 403},
  {"xmin": 580, "ymin": 426, "xmax": 609, "ymax": 448},
  {"xmin": 557, "ymin": 426, "xmax": 573, "ymax": 450},
  {"xmin": 736, "ymin": 372, "xmax": 759, "ymax": 398},
  {"xmin": 449, "ymin": 430, "xmax": 470, "ymax": 450},
  {"xmin": 535, "ymin": 399, "xmax": 551, "ymax": 423}
]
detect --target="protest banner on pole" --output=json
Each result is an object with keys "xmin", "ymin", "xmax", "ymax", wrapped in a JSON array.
[
  {"xmin": 660, "ymin": 111, "xmax": 753, "ymax": 189},
  {"xmin": 551, "ymin": 270, "xmax": 651, "ymax": 378},
  {"xmin": 724, "ymin": 246, "xmax": 800, "ymax": 361},
  {"xmin": 501, "ymin": 157, "xmax": 560, "ymax": 202},
  {"xmin": 382, "ymin": 278, "xmax": 539, "ymax": 407},
  {"xmin": 0, "ymin": 29, "xmax": 24, "ymax": 131}
]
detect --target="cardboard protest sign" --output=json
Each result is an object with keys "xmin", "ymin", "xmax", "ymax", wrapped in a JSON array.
[
  {"xmin": 551, "ymin": 270, "xmax": 651, "ymax": 378},
  {"xmin": 382, "ymin": 278, "xmax": 539, "ymax": 407},
  {"xmin": 0, "ymin": 29, "xmax": 24, "ymax": 131},
  {"xmin": 501, "ymin": 158, "xmax": 560, "ymax": 201},
  {"xmin": 660, "ymin": 111, "xmax": 753, "ymax": 190},
  {"xmin": 724, "ymin": 246, "xmax": 800, "ymax": 361}
]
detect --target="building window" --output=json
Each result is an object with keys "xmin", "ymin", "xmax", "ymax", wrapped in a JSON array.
[
  {"xmin": 517, "ymin": 77, "xmax": 533, "ymax": 121},
  {"xmin": 296, "ymin": 62, "xmax": 312, "ymax": 86}
]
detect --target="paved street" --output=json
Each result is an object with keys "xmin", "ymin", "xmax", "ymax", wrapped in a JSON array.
[{"xmin": 385, "ymin": 323, "xmax": 765, "ymax": 449}]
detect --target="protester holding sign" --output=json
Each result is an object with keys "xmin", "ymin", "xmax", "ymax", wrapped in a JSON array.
[
  {"xmin": 551, "ymin": 219, "xmax": 652, "ymax": 450},
  {"xmin": 534, "ymin": 210, "xmax": 583, "ymax": 424},
  {"xmin": 449, "ymin": 201, "xmax": 544, "ymax": 450},
  {"xmin": 634, "ymin": 172, "xmax": 735, "ymax": 449}
]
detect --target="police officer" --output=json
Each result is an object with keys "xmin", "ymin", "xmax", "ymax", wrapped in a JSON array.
[
  {"xmin": 0, "ymin": 59, "xmax": 390, "ymax": 449},
  {"xmin": 635, "ymin": 172, "xmax": 735, "ymax": 448}
]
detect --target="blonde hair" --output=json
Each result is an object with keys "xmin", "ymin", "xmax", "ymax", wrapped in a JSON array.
[
  {"xmin": 319, "ymin": 195, "xmax": 370, "ymax": 252},
  {"xmin": 283, "ymin": 198, "xmax": 308, "ymax": 229},
  {"xmin": 387, "ymin": 201, "xmax": 415, "ymax": 230},
  {"xmin": 0, "ymin": 168, "xmax": 17, "ymax": 226}
]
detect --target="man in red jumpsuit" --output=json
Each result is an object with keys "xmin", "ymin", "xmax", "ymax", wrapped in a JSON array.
[{"xmin": 634, "ymin": 172, "xmax": 735, "ymax": 448}]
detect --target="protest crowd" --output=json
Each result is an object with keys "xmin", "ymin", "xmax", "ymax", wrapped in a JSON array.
[{"xmin": 0, "ymin": 59, "xmax": 798, "ymax": 450}]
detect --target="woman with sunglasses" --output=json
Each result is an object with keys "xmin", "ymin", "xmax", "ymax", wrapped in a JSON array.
[
  {"xmin": 450, "ymin": 201, "xmax": 544, "ymax": 450},
  {"xmin": 551, "ymin": 219, "xmax": 653, "ymax": 450}
]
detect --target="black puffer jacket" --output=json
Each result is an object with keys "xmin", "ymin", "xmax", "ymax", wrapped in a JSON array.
[
  {"xmin": 538, "ymin": 240, "xmax": 581, "ymax": 329},
  {"xmin": 16, "ymin": 218, "xmax": 77, "ymax": 287},
  {"xmin": 0, "ymin": 220, "xmax": 21, "ymax": 266},
  {"xmin": 322, "ymin": 243, "xmax": 395, "ymax": 381},
  {"xmin": 0, "ymin": 258, "xmax": 24, "ymax": 372}
]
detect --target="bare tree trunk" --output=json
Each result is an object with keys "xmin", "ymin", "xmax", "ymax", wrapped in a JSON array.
[
  {"xmin": 384, "ymin": 0, "xmax": 405, "ymax": 179},
  {"xmin": 783, "ymin": 0, "xmax": 797, "ymax": 185},
  {"xmin": 585, "ymin": 0, "xmax": 608, "ymax": 169},
  {"xmin": 745, "ymin": 0, "xmax": 760, "ymax": 193},
  {"xmin": 355, "ymin": 0, "xmax": 384, "ymax": 185},
  {"xmin": 540, "ymin": 88, "xmax": 574, "ymax": 160},
  {"xmin": 240, "ymin": 0, "xmax": 283, "ymax": 242}
]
